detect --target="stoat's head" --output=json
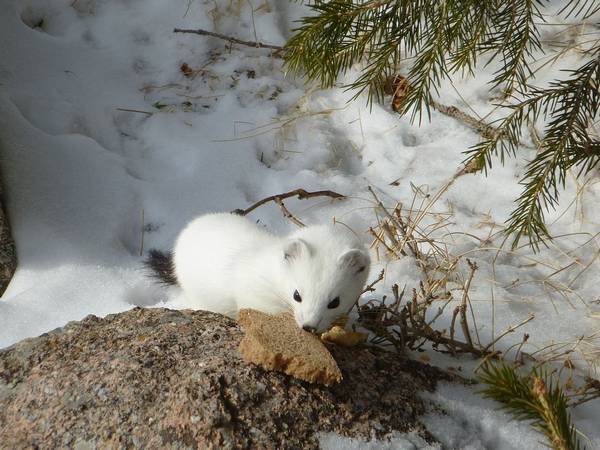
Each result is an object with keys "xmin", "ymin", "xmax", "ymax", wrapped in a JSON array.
[{"xmin": 281, "ymin": 226, "xmax": 370, "ymax": 333}]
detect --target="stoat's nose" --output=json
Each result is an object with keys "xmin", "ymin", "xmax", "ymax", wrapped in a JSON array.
[{"xmin": 302, "ymin": 325, "xmax": 316, "ymax": 333}]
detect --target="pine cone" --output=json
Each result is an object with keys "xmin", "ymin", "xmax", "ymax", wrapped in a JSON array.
[{"xmin": 384, "ymin": 74, "xmax": 411, "ymax": 112}]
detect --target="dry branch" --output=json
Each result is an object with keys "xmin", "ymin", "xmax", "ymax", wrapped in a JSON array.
[
  {"xmin": 173, "ymin": 28, "xmax": 284, "ymax": 52},
  {"xmin": 570, "ymin": 376, "xmax": 600, "ymax": 407},
  {"xmin": 367, "ymin": 186, "xmax": 427, "ymax": 273},
  {"xmin": 459, "ymin": 259, "xmax": 478, "ymax": 349},
  {"xmin": 361, "ymin": 269, "xmax": 385, "ymax": 294},
  {"xmin": 232, "ymin": 188, "xmax": 345, "ymax": 217},
  {"xmin": 273, "ymin": 198, "xmax": 305, "ymax": 227},
  {"xmin": 116, "ymin": 107, "xmax": 154, "ymax": 116},
  {"xmin": 430, "ymin": 100, "xmax": 499, "ymax": 140},
  {"xmin": 359, "ymin": 188, "xmax": 538, "ymax": 360},
  {"xmin": 357, "ymin": 275, "xmax": 491, "ymax": 358},
  {"xmin": 483, "ymin": 315, "xmax": 536, "ymax": 354}
]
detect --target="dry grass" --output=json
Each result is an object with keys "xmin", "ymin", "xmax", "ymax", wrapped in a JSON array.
[
  {"xmin": 348, "ymin": 181, "xmax": 600, "ymax": 410},
  {"xmin": 354, "ymin": 185, "xmax": 534, "ymax": 359}
]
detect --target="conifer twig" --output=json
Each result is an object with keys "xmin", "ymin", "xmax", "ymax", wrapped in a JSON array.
[{"xmin": 479, "ymin": 362, "xmax": 584, "ymax": 450}]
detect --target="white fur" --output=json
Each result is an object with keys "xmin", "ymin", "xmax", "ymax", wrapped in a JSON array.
[{"xmin": 173, "ymin": 213, "xmax": 370, "ymax": 332}]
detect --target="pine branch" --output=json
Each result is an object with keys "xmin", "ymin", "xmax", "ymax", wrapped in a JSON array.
[
  {"xmin": 285, "ymin": 1, "xmax": 600, "ymax": 250},
  {"xmin": 479, "ymin": 362, "xmax": 584, "ymax": 450},
  {"xmin": 448, "ymin": 1, "xmax": 493, "ymax": 75},
  {"xmin": 284, "ymin": 0, "xmax": 545, "ymax": 119},
  {"xmin": 465, "ymin": 53, "xmax": 600, "ymax": 249},
  {"xmin": 483, "ymin": 0, "xmax": 543, "ymax": 93},
  {"xmin": 401, "ymin": 1, "xmax": 451, "ymax": 122},
  {"xmin": 286, "ymin": 0, "xmax": 407, "ymax": 105},
  {"xmin": 558, "ymin": 0, "xmax": 600, "ymax": 19}
]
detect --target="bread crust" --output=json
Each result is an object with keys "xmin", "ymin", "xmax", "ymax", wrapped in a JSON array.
[{"xmin": 237, "ymin": 309, "xmax": 342, "ymax": 386}]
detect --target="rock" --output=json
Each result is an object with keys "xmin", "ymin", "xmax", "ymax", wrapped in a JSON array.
[
  {"xmin": 0, "ymin": 172, "xmax": 16, "ymax": 296},
  {"xmin": 0, "ymin": 308, "xmax": 452, "ymax": 449}
]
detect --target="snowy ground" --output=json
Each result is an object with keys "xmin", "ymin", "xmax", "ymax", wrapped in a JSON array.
[{"xmin": 1, "ymin": 0, "xmax": 599, "ymax": 448}]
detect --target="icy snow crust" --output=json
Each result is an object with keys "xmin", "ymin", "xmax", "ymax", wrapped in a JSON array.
[{"xmin": 1, "ymin": 0, "xmax": 599, "ymax": 447}]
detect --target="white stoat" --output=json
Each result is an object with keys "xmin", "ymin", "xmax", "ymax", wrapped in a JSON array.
[{"xmin": 171, "ymin": 212, "xmax": 370, "ymax": 332}]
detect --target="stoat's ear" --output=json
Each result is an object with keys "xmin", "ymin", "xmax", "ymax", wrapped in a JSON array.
[
  {"xmin": 284, "ymin": 238, "xmax": 310, "ymax": 261},
  {"xmin": 338, "ymin": 249, "xmax": 369, "ymax": 274}
]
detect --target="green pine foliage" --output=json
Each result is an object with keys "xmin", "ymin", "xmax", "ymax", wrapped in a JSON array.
[
  {"xmin": 284, "ymin": 0, "xmax": 600, "ymax": 250},
  {"xmin": 467, "ymin": 55, "xmax": 600, "ymax": 250},
  {"xmin": 479, "ymin": 362, "xmax": 584, "ymax": 450}
]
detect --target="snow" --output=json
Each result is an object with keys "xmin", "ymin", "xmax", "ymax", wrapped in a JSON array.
[
  {"xmin": 1, "ymin": 0, "xmax": 599, "ymax": 448},
  {"xmin": 319, "ymin": 430, "xmax": 439, "ymax": 450},
  {"xmin": 421, "ymin": 384, "xmax": 549, "ymax": 450}
]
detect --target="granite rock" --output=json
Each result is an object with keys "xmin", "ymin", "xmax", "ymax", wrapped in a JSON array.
[
  {"xmin": 0, "ymin": 307, "xmax": 452, "ymax": 449},
  {"xmin": 0, "ymin": 171, "xmax": 16, "ymax": 296}
]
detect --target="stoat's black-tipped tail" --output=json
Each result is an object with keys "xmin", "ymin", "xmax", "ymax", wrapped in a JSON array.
[{"xmin": 144, "ymin": 249, "xmax": 178, "ymax": 285}]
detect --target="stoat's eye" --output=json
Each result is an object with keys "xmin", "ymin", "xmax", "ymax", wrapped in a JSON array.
[
  {"xmin": 327, "ymin": 297, "xmax": 340, "ymax": 309},
  {"xmin": 293, "ymin": 290, "xmax": 302, "ymax": 303}
]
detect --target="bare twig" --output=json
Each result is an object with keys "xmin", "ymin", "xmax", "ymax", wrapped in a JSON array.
[
  {"xmin": 430, "ymin": 100, "xmax": 534, "ymax": 152},
  {"xmin": 232, "ymin": 188, "xmax": 345, "ymax": 217},
  {"xmin": 483, "ymin": 314, "xmax": 536, "ymax": 353},
  {"xmin": 173, "ymin": 28, "xmax": 284, "ymax": 52},
  {"xmin": 358, "ymin": 273, "xmax": 493, "ymax": 358},
  {"xmin": 514, "ymin": 333, "xmax": 530, "ymax": 365},
  {"xmin": 358, "ymin": 190, "xmax": 535, "ymax": 360},
  {"xmin": 459, "ymin": 260, "xmax": 478, "ymax": 349},
  {"xmin": 449, "ymin": 306, "xmax": 460, "ymax": 356},
  {"xmin": 367, "ymin": 186, "xmax": 427, "ymax": 274},
  {"xmin": 116, "ymin": 108, "xmax": 154, "ymax": 116},
  {"xmin": 381, "ymin": 220, "xmax": 405, "ymax": 255},
  {"xmin": 570, "ymin": 376, "xmax": 600, "ymax": 407},
  {"xmin": 362, "ymin": 269, "xmax": 385, "ymax": 294},
  {"xmin": 430, "ymin": 100, "xmax": 499, "ymax": 140},
  {"xmin": 273, "ymin": 198, "xmax": 305, "ymax": 227},
  {"xmin": 368, "ymin": 226, "xmax": 403, "ymax": 259}
]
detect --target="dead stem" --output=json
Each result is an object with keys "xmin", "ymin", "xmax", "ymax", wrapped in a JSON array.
[
  {"xmin": 430, "ymin": 99, "xmax": 499, "ymax": 140},
  {"xmin": 483, "ymin": 314, "xmax": 535, "ymax": 353},
  {"xmin": 569, "ymin": 376, "xmax": 600, "ymax": 407},
  {"xmin": 273, "ymin": 198, "xmax": 305, "ymax": 227},
  {"xmin": 514, "ymin": 333, "xmax": 530, "ymax": 365},
  {"xmin": 449, "ymin": 307, "xmax": 460, "ymax": 356},
  {"xmin": 116, "ymin": 107, "xmax": 154, "ymax": 116},
  {"xmin": 232, "ymin": 189, "xmax": 345, "ymax": 219},
  {"xmin": 459, "ymin": 259, "xmax": 478, "ymax": 349},
  {"xmin": 362, "ymin": 270, "xmax": 385, "ymax": 294},
  {"xmin": 173, "ymin": 28, "xmax": 284, "ymax": 52},
  {"xmin": 359, "ymin": 185, "xmax": 542, "ymax": 361}
]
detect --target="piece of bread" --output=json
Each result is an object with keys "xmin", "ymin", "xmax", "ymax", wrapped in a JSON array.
[
  {"xmin": 237, "ymin": 309, "xmax": 342, "ymax": 386},
  {"xmin": 320, "ymin": 326, "xmax": 368, "ymax": 347}
]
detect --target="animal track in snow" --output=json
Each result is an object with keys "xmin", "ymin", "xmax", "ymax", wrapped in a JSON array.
[{"xmin": 20, "ymin": 5, "xmax": 48, "ymax": 33}]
